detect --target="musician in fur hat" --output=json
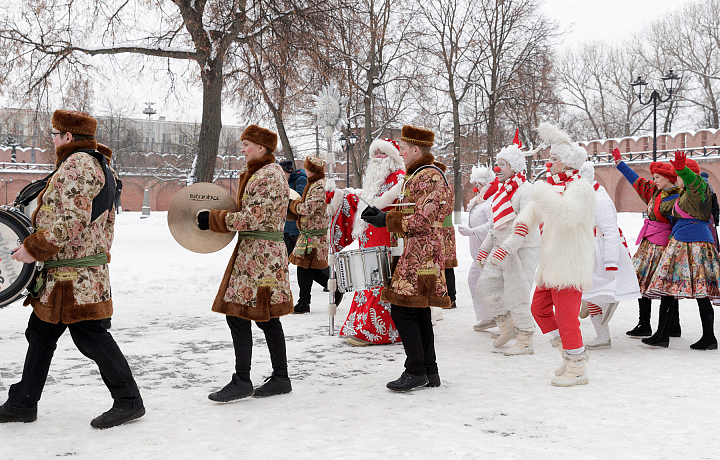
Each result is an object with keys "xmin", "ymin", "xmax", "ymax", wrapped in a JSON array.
[
  {"xmin": 287, "ymin": 155, "xmax": 342, "ymax": 313},
  {"xmin": 361, "ymin": 125, "xmax": 453, "ymax": 391},
  {"xmin": 198, "ymin": 124, "xmax": 294, "ymax": 400},
  {"xmin": 2, "ymin": 110, "xmax": 144, "ymax": 429}
]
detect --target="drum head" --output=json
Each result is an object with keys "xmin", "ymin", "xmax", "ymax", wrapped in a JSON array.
[
  {"xmin": 167, "ymin": 183, "xmax": 239, "ymax": 254},
  {"xmin": 0, "ymin": 209, "xmax": 38, "ymax": 308}
]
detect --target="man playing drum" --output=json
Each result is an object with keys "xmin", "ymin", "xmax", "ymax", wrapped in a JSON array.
[
  {"xmin": 361, "ymin": 125, "xmax": 453, "ymax": 391},
  {"xmin": 1, "ymin": 110, "xmax": 144, "ymax": 429},
  {"xmin": 197, "ymin": 125, "xmax": 294, "ymax": 400}
]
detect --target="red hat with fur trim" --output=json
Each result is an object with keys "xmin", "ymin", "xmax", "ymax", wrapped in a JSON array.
[
  {"xmin": 368, "ymin": 138, "xmax": 403, "ymax": 169},
  {"xmin": 649, "ymin": 162, "xmax": 677, "ymax": 184}
]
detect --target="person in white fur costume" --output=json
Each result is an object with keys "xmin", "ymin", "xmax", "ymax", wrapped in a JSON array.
[
  {"xmin": 325, "ymin": 138, "xmax": 405, "ymax": 346},
  {"xmin": 513, "ymin": 122, "xmax": 596, "ymax": 386},
  {"xmin": 578, "ymin": 162, "xmax": 641, "ymax": 349},
  {"xmin": 476, "ymin": 140, "xmax": 541, "ymax": 356},
  {"xmin": 458, "ymin": 165, "xmax": 496, "ymax": 332}
]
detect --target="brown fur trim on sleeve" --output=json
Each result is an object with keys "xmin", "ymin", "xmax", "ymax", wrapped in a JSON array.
[
  {"xmin": 23, "ymin": 232, "xmax": 61, "ymax": 262},
  {"xmin": 288, "ymin": 199, "xmax": 302, "ymax": 215},
  {"xmin": 385, "ymin": 211, "xmax": 405, "ymax": 234},
  {"xmin": 209, "ymin": 210, "xmax": 231, "ymax": 233}
]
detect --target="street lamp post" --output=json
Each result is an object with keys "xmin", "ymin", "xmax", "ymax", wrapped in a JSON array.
[
  {"xmin": 348, "ymin": 132, "xmax": 358, "ymax": 188},
  {"xmin": 630, "ymin": 69, "xmax": 681, "ymax": 162},
  {"xmin": 339, "ymin": 132, "xmax": 358, "ymax": 188}
]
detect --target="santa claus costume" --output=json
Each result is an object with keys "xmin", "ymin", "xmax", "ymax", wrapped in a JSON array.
[
  {"xmin": 457, "ymin": 165, "xmax": 496, "ymax": 331},
  {"xmin": 326, "ymin": 138, "xmax": 405, "ymax": 346},
  {"xmin": 578, "ymin": 161, "xmax": 641, "ymax": 348},
  {"xmin": 514, "ymin": 122, "xmax": 596, "ymax": 386},
  {"xmin": 476, "ymin": 138, "xmax": 541, "ymax": 356}
]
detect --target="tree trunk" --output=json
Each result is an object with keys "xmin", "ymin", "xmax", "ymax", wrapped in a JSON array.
[
  {"xmin": 195, "ymin": 58, "xmax": 224, "ymax": 184},
  {"xmin": 452, "ymin": 97, "xmax": 462, "ymax": 213},
  {"xmin": 272, "ymin": 110, "xmax": 295, "ymax": 162},
  {"xmin": 486, "ymin": 97, "xmax": 498, "ymax": 164}
]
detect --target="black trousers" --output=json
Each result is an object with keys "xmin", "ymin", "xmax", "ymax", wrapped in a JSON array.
[
  {"xmin": 284, "ymin": 233, "xmax": 298, "ymax": 257},
  {"xmin": 8, "ymin": 312, "xmax": 142, "ymax": 411},
  {"xmin": 445, "ymin": 268, "xmax": 456, "ymax": 303},
  {"xmin": 226, "ymin": 316, "xmax": 288, "ymax": 379},
  {"xmin": 390, "ymin": 304, "xmax": 437, "ymax": 376},
  {"xmin": 297, "ymin": 266, "xmax": 330, "ymax": 305}
]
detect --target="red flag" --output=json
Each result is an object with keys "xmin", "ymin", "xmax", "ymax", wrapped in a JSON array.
[{"xmin": 512, "ymin": 129, "xmax": 522, "ymax": 148}]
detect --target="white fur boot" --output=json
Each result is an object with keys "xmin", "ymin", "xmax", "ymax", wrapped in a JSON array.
[
  {"xmin": 473, "ymin": 319, "xmax": 496, "ymax": 332},
  {"xmin": 431, "ymin": 307, "xmax": 444, "ymax": 326},
  {"xmin": 586, "ymin": 314, "xmax": 611, "ymax": 349},
  {"xmin": 550, "ymin": 336, "xmax": 565, "ymax": 376},
  {"xmin": 551, "ymin": 351, "xmax": 589, "ymax": 387},
  {"xmin": 493, "ymin": 314, "xmax": 516, "ymax": 347},
  {"xmin": 504, "ymin": 330, "xmax": 534, "ymax": 356}
]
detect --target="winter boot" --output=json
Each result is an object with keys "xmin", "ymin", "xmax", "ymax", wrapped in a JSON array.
[
  {"xmin": 293, "ymin": 302, "xmax": 310, "ymax": 314},
  {"xmin": 253, "ymin": 374, "xmax": 292, "ymax": 397},
  {"xmin": 431, "ymin": 307, "xmax": 444, "ymax": 326},
  {"xmin": 347, "ymin": 336, "xmax": 370, "ymax": 347},
  {"xmin": 426, "ymin": 373, "xmax": 441, "ymax": 388},
  {"xmin": 473, "ymin": 319, "xmax": 496, "ymax": 332},
  {"xmin": 504, "ymin": 330, "xmax": 534, "ymax": 356},
  {"xmin": 579, "ymin": 301, "xmax": 590, "ymax": 319},
  {"xmin": 493, "ymin": 314, "xmax": 516, "ymax": 347},
  {"xmin": 551, "ymin": 351, "xmax": 589, "ymax": 387},
  {"xmin": 90, "ymin": 405, "xmax": 146, "ymax": 429},
  {"xmin": 642, "ymin": 297, "xmax": 674, "ymax": 348},
  {"xmin": 208, "ymin": 374, "xmax": 254, "ymax": 402},
  {"xmin": 0, "ymin": 401, "xmax": 37, "ymax": 423},
  {"xmin": 386, "ymin": 372, "xmax": 428, "ymax": 391},
  {"xmin": 670, "ymin": 300, "xmax": 682, "ymax": 337},
  {"xmin": 586, "ymin": 315, "xmax": 611, "ymax": 349},
  {"xmin": 550, "ymin": 336, "xmax": 566, "ymax": 376},
  {"xmin": 627, "ymin": 297, "xmax": 652, "ymax": 337},
  {"xmin": 690, "ymin": 300, "xmax": 718, "ymax": 350}
]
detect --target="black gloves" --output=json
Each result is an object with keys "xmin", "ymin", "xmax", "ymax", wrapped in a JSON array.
[
  {"xmin": 361, "ymin": 205, "xmax": 387, "ymax": 228},
  {"xmin": 198, "ymin": 211, "xmax": 210, "ymax": 230}
]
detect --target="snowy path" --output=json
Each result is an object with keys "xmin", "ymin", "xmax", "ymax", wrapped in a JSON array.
[{"xmin": 1, "ymin": 212, "xmax": 718, "ymax": 459}]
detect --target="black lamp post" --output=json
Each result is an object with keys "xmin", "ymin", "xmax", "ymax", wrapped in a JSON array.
[
  {"xmin": 631, "ymin": 69, "xmax": 681, "ymax": 161},
  {"xmin": 348, "ymin": 132, "xmax": 358, "ymax": 188},
  {"xmin": 339, "ymin": 134, "xmax": 347, "ymax": 187}
]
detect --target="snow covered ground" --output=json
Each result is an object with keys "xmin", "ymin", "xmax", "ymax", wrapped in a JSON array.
[{"xmin": 1, "ymin": 212, "xmax": 719, "ymax": 459}]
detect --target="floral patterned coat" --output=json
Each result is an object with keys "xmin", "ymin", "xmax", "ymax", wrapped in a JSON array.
[
  {"xmin": 382, "ymin": 153, "xmax": 453, "ymax": 308},
  {"xmin": 23, "ymin": 140, "xmax": 114, "ymax": 324},
  {"xmin": 432, "ymin": 161, "xmax": 457, "ymax": 268},
  {"xmin": 208, "ymin": 154, "xmax": 293, "ymax": 321},
  {"xmin": 288, "ymin": 173, "xmax": 329, "ymax": 269}
]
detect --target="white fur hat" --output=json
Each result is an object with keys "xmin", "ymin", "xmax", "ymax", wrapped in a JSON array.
[
  {"xmin": 497, "ymin": 144, "xmax": 527, "ymax": 173},
  {"xmin": 537, "ymin": 122, "xmax": 587, "ymax": 170},
  {"xmin": 369, "ymin": 138, "xmax": 403, "ymax": 169},
  {"xmin": 579, "ymin": 161, "xmax": 595, "ymax": 182},
  {"xmin": 470, "ymin": 164, "xmax": 495, "ymax": 185}
]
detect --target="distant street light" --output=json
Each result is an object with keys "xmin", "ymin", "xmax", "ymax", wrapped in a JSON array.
[
  {"xmin": 631, "ymin": 69, "xmax": 681, "ymax": 162},
  {"xmin": 339, "ymin": 132, "xmax": 358, "ymax": 188}
]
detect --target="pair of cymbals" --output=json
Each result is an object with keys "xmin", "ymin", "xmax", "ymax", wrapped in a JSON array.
[{"xmin": 168, "ymin": 183, "xmax": 302, "ymax": 253}]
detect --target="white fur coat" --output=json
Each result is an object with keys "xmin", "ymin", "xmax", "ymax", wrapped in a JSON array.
[{"xmin": 514, "ymin": 179, "xmax": 596, "ymax": 291}]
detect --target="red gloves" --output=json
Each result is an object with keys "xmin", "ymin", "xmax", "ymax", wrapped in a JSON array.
[
  {"xmin": 670, "ymin": 150, "xmax": 686, "ymax": 171},
  {"xmin": 325, "ymin": 190, "xmax": 335, "ymax": 204},
  {"xmin": 611, "ymin": 147, "xmax": 622, "ymax": 162}
]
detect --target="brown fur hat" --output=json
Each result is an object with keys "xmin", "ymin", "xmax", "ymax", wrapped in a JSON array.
[
  {"xmin": 97, "ymin": 143, "xmax": 112, "ymax": 160},
  {"xmin": 52, "ymin": 110, "xmax": 97, "ymax": 136},
  {"xmin": 401, "ymin": 125, "xmax": 434, "ymax": 146},
  {"xmin": 241, "ymin": 124, "xmax": 278, "ymax": 152},
  {"xmin": 303, "ymin": 156, "xmax": 325, "ymax": 175}
]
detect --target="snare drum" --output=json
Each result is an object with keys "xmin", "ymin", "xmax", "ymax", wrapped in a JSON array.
[
  {"xmin": 335, "ymin": 246, "xmax": 392, "ymax": 293},
  {"xmin": 0, "ymin": 207, "xmax": 40, "ymax": 308}
]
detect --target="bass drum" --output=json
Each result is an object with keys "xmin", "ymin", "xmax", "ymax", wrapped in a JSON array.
[
  {"xmin": 0, "ymin": 208, "xmax": 40, "ymax": 308},
  {"xmin": 15, "ymin": 179, "xmax": 48, "ymax": 218}
]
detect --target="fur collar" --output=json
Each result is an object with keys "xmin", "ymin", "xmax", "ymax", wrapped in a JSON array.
[
  {"xmin": 301, "ymin": 170, "xmax": 325, "ymax": 201},
  {"xmin": 405, "ymin": 152, "xmax": 435, "ymax": 176},
  {"xmin": 55, "ymin": 139, "xmax": 98, "ymax": 165},
  {"xmin": 237, "ymin": 153, "xmax": 276, "ymax": 203}
]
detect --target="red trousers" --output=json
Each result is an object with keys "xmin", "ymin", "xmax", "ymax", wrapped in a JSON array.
[{"xmin": 531, "ymin": 286, "xmax": 584, "ymax": 350}]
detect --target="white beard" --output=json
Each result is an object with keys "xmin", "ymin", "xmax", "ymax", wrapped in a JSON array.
[{"xmin": 352, "ymin": 156, "xmax": 403, "ymax": 240}]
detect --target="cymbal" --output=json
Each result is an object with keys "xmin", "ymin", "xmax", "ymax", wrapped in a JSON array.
[
  {"xmin": 167, "ymin": 183, "xmax": 238, "ymax": 254},
  {"xmin": 289, "ymin": 189, "xmax": 301, "ymax": 201}
]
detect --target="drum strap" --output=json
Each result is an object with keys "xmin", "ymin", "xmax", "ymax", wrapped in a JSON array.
[
  {"xmin": 29, "ymin": 253, "xmax": 109, "ymax": 298},
  {"xmin": 237, "ymin": 231, "xmax": 285, "ymax": 242},
  {"xmin": 295, "ymin": 228, "xmax": 328, "ymax": 255}
]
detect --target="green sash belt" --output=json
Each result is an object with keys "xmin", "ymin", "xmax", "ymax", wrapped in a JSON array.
[
  {"xmin": 237, "ymin": 231, "xmax": 284, "ymax": 242},
  {"xmin": 442, "ymin": 215, "xmax": 453, "ymax": 228},
  {"xmin": 295, "ymin": 228, "xmax": 328, "ymax": 255},
  {"xmin": 30, "ymin": 253, "xmax": 109, "ymax": 298}
]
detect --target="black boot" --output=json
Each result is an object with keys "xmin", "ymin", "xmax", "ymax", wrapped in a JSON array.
[
  {"xmin": 426, "ymin": 373, "xmax": 441, "ymax": 388},
  {"xmin": 642, "ymin": 297, "xmax": 675, "ymax": 348},
  {"xmin": 690, "ymin": 300, "xmax": 718, "ymax": 350},
  {"xmin": 335, "ymin": 290, "xmax": 344, "ymax": 306},
  {"xmin": 0, "ymin": 401, "xmax": 37, "ymax": 423},
  {"xmin": 90, "ymin": 405, "xmax": 145, "ymax": 429},
  {"xmin": 293, "ymin": 302, "xmax": 310, "ymax": 314},
  {"xmin": 669, "ymin": 300, "xmax": 681, "ymax": 338},
  {"xmin": 208, "ymin": 374, "xmax": 254, "ymax": 402},
  {"xmin": 386, "ymin": 372, "xmax": 428, "ymax": 391},
  {"xmin": 253, "ymin": 374, "xmax": 292, "ymax": 397},
  {"xmin": 627, "ymin": 297, "xmax": 652, "ymax": 337}
]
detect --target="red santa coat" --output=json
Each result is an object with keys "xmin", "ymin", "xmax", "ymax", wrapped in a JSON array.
[{"xmin": 329, "ymin": 169, "xmax": 405, "ymax": 344}]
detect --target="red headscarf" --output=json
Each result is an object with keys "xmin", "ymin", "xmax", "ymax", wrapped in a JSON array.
[
  {"xmin": 649, "ymin": 162, "xmax": 677, "ymax": 184},
  {"xmin": 685, "ymin": 158, "xmax": 700, "ymax": 175}
]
